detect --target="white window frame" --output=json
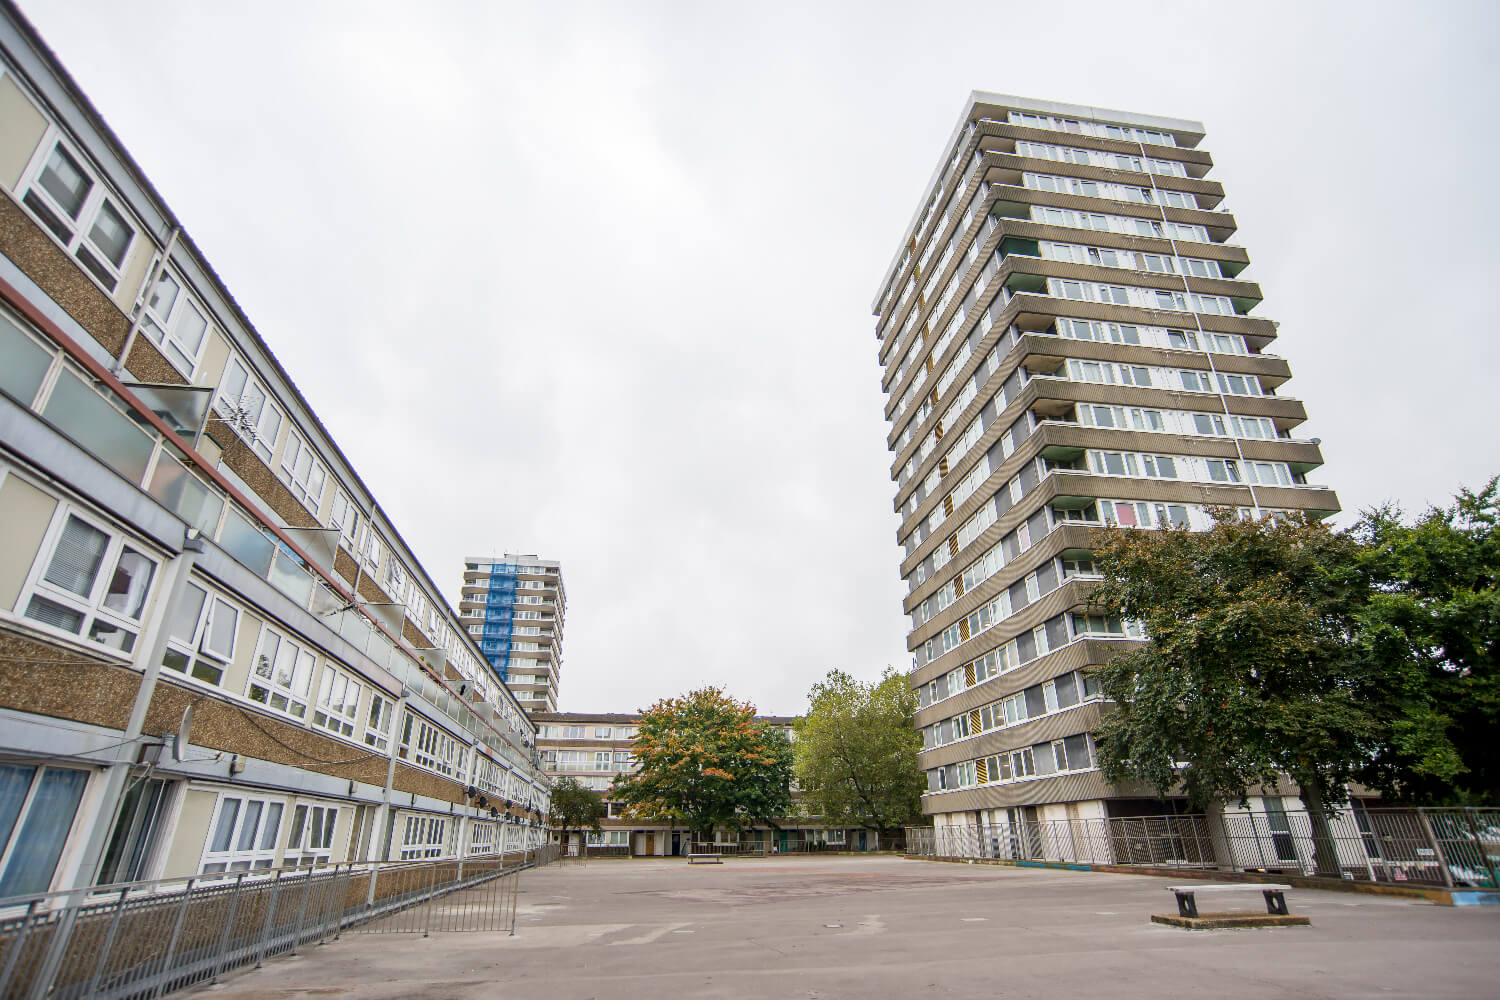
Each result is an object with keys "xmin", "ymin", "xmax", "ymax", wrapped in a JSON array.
[
  {"xmin": 20, "ymin": 131, "xmax": 139, "ymax": 293},
  {"xmin": 363, "ymin": 692, "xmax": 395, "ymax": 752},
  {"xmin": 17, "ymin": 505, "xmax": 160, "ymax": 657},
  {"xmin": 327, "ymin": 491, "xmax": 361, "ymax": 551},
  {"xmin": 398, "ymin": 713, "xmax": 466, "ymax": 779},
  {"xmin": 161, "ymin": 580, "xmax": 239, "ymax": 686},
  {"xmin": 200, "ymin": 793, "xmax": 284, "ymax": 874},
  {"xmin": 138, "ymin": 264, "xmax": 212, "ymax": 378},
  {"xmin": 0, "ymin": 764, "xmax": 90, "ymax": 896},
  {"xmin": 278, "ymin": 430, "xmax": 327, "ymax": 511},
  {"xmin": 398, "ymin": 814, "xmax": 447, "ymax": 860},
  {"xmin": 359, "ymin": 528, "xmax": 383, "ymax": 573},
  {"xmin": 312, "ymin": 666, "xmax": 362, "ymax": 740},
  {"xmin": 469, "ymin": 821, "xmax": 499, "ymax": 856},
  {"xmin": 214, "ymin": 356, "xmax": 284, "ymax": 464},
  {"xmin": 285, "ymin": 803, "xmax": 339, "ymax": 867},
  {"xmin": 247, "ymin": 625, "xmax": 317, "ymax": 720}
]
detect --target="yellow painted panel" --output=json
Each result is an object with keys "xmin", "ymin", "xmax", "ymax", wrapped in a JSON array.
[
  {"xmin": 0, "ymin": 474, "xmax": 57, "ymax": 612},
  {"xmin": 0, "ymin": 74, "xmax": 45, "ymax": 192},
  {"xmin": 160, "ymin": 788, "xmax": 218, "ymax": 878}
]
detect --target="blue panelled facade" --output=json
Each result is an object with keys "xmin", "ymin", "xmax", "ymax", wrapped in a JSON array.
[
  {"xmin": 480, "ymin": 563, "xmax": 518, "ymax": 679},
  {"xmin": 460, "ymin": 556, "xmax": 565, "ymax": 714}
]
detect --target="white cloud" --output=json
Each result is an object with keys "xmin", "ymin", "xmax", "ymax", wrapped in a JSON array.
[{"xmin": 22, "ymin": 0, "xmax": 1499, "ymax": 715}]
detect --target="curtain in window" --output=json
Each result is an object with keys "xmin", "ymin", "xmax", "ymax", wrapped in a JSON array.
[
  {"xmin": 0, "ymin": 767, "xmax": 87, "ymax": 897},
  {"xmin": 44, "ymin": 516, "xmax": 108, "ymax": 596}
]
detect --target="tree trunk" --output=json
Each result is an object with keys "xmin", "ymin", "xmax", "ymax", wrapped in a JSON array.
[{"xmin": 1297, "ymin": 781, "xmax": 1342, "ymax": 878}]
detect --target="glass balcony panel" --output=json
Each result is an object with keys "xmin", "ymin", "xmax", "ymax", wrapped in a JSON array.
[
  {"xmin": 43, "ymin": 368, "xmax": 154, "ymax": 485},
  {"xmin": 146, "ymin": 450, "xmax": 225, "ymax": 536},
  {"xmin": 0, "ymin": 312, "xmax": 53, "ymax": 406},
  {"xmin": 270, "ymin": 546, "xmax": 314, "ymax": 608},
  {"xmin": 217, "ymin": 507, "xmax": 274, "ymax": 576}
]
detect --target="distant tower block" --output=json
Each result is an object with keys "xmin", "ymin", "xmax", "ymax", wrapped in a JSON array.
[{"xmin": 460, "ymin": 556, "xmax": 566, "ymax": 714}]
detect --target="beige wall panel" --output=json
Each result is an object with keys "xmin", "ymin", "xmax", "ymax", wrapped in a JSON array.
[
  {"xmin": 0, "ymin": 75, "xmax": 45, "ymax": 191},
  {"xmin": 0, "ymin": 473, "xmax": 56, "ymax": 610},
  {"xmin": 331, "ymin": 807, "xmax": 352, "ymax": 861},
  {"xmin": 198, "ymin": 329, "xmax": 230, "ymax": 388},
  {"xmin": 161, "ymin": 788, "xmax": 218, "ymax": 878},
  {"xmin": 111, "ymin": 242, "xmax": 152, "ymax": 315},
  {"xmin": 222, "ymin": 611, "xmax": 261, "ymax": 696}
]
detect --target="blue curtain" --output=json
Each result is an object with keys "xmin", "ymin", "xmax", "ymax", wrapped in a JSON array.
[{"xmin": 0, "ymin": 767, "xmax": 88, "ymax": 897}]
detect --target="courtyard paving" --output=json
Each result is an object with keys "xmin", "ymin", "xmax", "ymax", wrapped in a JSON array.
[{"xmin": 196, "ymin": 854, "xmax": 1500, "ymax": 999}]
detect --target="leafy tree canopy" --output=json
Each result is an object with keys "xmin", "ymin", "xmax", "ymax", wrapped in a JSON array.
[
  {"xmin": 548, "ymin": 777, "xmax": 606, "ymax": 843},
  {"xmin": 1350, "ymin": 477, "xmax": 1499, "ymax": 803},
  {"xmin": 793, "ymin": 668, "xmax": 924, "ymax": 835},
  {"xmin": 1090, "ymin": 507, "xmax": 1392, "ymax": 828},
  {"xmin": 611, "ymin": 687, "xmax": 793, "ymax": 838}
]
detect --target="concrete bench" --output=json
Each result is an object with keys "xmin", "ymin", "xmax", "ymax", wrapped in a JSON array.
[
  {"xmin": 1166, "ymin": 883, "xmax": 1291, "ymax": 919},
  {"xmin": 687, "ymin": 853, "xmax": 723, "ymax": 864}
]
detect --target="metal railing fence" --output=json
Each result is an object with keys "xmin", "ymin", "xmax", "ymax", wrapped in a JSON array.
[
  {"xmin": 0, "ymin": 846, "xmax": 559, "ymax": 1000},
  {"xmin": 906, "ymin": 807, "xmax": 1500, "ymax": 888}
]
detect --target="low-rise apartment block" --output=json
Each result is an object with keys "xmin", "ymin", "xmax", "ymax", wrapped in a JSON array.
[
  {"xmin": 533, "ymin": 712, "xmax": 880, "ymax": 854},
  {"xmin": 0, "ymin": 4, "xmax": 550, "ymax": 897}
]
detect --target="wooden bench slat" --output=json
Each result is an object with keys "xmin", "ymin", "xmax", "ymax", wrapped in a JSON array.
[{"xmin": 1165, "ymin": 883, "xmax": 1290, "ymax": 892}]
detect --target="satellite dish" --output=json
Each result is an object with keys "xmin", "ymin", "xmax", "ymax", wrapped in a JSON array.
[{"xmin": 173, "ymin": 704, "xmax": 194, "ymax": 763}]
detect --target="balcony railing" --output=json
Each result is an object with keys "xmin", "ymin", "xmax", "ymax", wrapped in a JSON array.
[{"xmin": 906, "ymin": 807, "xmax": 1500, "ymax": 889}]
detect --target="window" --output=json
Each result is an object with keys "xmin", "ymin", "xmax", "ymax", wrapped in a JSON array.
[
  {"xmin": 399, "ymin": 714, "xmax": 466, "ymax": 778},
  {"xmin": 162, "ymin": 582, "xmax": 238, "ymax": 685},
  {"xmin": 98, "ymin": 776, "xmax": 171, "ymax": 885},
  {"xmin": 0, "ymin": 764, "xmax": 89, "ymax": 896},
  {"xmin": 286, "ymin": 804, "xmax": 338, "ymax": 867},
  {"xmin": 469, "ymin": 821, "xmax": 499, "ymax": 856},
  {"xmin": 359, "ymin": 529, "xmax": 383, "ymax": 572},
  {"xmin": 248, "ymin": 626, "xmax": 317, "ymax": 719},
  {"xmin": 201, "ymin": 795, "xmax": 283, "ymax": 873},
  {"xmin": 1206, "ymin": 459, "xmax": 1243, "ymax": 483},
  {"xmin": 561, "ymin": 726, "xmax": 585, "ymax": 739},
  {"xmin": 399, "ymin": 815, "xmax": 447, "ymax": 860},
  {"xmin": 21, "ymin": 510, "xmax": 158, "ymax": 655},
  {"xmin": 22, "ymin": 138, "xmax": 137, "ymax": 291},
  {"xmin": 328, "ymin": 491, "xmax": 361, "ymax": 551},
  {"xmin": 140, "ymin": 268, "xmax": 211, "ymax": 377},
  {"xmin": 215, "ymin": 357, "xmax": 284, "ymax": 464},
  {"xmin": 279, "ymin": 432, "xmax": 328, "ymax": 510},
  {"xmin": 313, "ymin": 668, "xmax": 362, "ymax": 739}
]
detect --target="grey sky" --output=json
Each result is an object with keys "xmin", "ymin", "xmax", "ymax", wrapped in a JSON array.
[{"xmin": 22, "ymin": 0, "xmax": 1499, "ymax": 716}]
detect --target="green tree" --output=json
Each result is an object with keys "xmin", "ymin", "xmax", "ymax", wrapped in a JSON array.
[
  {"xmin": 1090, "ymin": 509, "xmax": 1383, "ymax": 876},
  {"xmin": 611, "ymin": 687, "xmax": 793, "ymax": 843},
  {"xmin": 793, "ymin": 668, "xmax": 924, "ymax": 843},
  {"xmin": 548, "ymin": 776, "xmax": 606, "ymax": 853},
  {"xmin": 1350, "ymin": 477, "xmax": 1497, "ymax": 803}
]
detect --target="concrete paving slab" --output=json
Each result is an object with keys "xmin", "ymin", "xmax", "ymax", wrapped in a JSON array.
[{"xmin": 193, "ymin": 855, "xmax": 1500, "ymax": 1000}]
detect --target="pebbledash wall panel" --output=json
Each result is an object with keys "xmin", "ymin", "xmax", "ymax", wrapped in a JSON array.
[{"xmin": 0, "ymin": 1, "xmax": 550, "ymax": 897}]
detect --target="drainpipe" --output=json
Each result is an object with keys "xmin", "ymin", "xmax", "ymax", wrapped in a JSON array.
[
  {"xmin": 30, "ymin": 531, "xmax": 203, "ymax": 999},
  {"xmin": 1140, "ymin": 146, "xmax": 1261, "ymax": 516},
  {"xmin": 111, "ymin": 227, "xmax": 181, "ymax": 378},
  {"xmin": 367, "ymin": 689, "xmax": 409, "ymax": 905}
]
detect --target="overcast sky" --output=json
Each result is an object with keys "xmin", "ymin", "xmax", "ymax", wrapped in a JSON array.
[{"xmin": 22, "ymin": 1, "xmax": 1499, "ymax": 716}]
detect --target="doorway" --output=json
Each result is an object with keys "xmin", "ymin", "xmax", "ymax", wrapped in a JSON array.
[{"xmin": 671, "ymin": 832, "xmax": 681, "ymax": 856}]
